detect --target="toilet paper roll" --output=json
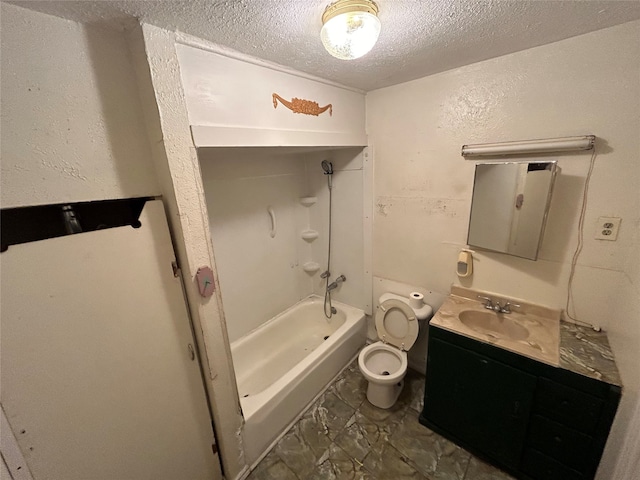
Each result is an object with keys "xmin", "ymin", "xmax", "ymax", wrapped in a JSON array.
[{"xmin": 409, "ymin": 292, "xmax": 424, "ymax": 309}]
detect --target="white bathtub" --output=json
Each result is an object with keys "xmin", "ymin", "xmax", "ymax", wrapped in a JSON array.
[{"xmin": 231, "ymin": 295, "xmax": 367, "ymax": 465}]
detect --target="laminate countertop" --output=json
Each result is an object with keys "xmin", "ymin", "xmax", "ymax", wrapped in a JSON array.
[
  {"xmin": 431, "ymin": 286, "xmax": 622, "ymax": 389},
  {"xmin": 559, "ymin": 321, "xmax": 622, "ymax": 388}
]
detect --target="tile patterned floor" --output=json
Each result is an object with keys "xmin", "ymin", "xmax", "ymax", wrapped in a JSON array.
[{"xmin": 247, "ymin": 360, "xmax": 516, "ymax": 480}]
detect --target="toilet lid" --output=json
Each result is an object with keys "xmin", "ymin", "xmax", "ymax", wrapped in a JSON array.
[{"xmin": 375, "ymin": 299, "xmax": 418, "ymax": 351}]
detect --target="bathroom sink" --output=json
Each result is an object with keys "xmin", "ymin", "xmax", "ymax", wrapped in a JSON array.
[
  {"xmin": 429, "ymin": 287, "xmax": 560, "ymax": 366},
  {"xmin": 459, "ymin": 310, "xmax": 530, "ymax": 341}
]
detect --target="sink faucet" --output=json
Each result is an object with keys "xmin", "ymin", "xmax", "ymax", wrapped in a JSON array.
[
  {"xmin": 500, "ymin": 301, "xmax": 520, "ymax": 314},
  {"xmin": 478, "ymin": 295, "xmax": 496, "ymax": 310},
  {"xmin": 478, "ymin": 296, "xmax": 520, "ymax": 314},
  {"xmin": 327, "ymin": 274, "xmax": 346, "ymax": 292}
]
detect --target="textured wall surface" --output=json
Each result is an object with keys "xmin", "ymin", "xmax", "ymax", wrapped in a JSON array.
[
  {"xmin": 0, "ymin": 3, "xmax": 159, "ymax": 207},
  {"xmin": 128, "ymin": 23, "xmax": 242, "ymax": 480},
  {"xmin": 367, "ymin": 20, "xmax": 640, "ymax": 479}
]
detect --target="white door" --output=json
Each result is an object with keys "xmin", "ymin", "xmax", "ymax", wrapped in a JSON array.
[{"xmin": 0, "ymin": 200, "xmax": 221, "ymax": 480}]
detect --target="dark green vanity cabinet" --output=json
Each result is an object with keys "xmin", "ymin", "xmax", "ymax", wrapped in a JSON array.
[
  {"xmin": 420, "ymin": 325, "xmax": 621, "ymax": 480},
  {"xmin": 424, "ymin": 338, "xmax": 536, "ymax": 470}
]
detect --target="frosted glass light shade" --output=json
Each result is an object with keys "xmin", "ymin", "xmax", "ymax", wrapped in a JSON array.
[{"xmin": 321, "ymin": 1, "xmax": 381, "ymax": 60}]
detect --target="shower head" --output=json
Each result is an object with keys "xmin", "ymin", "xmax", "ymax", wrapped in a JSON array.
[{"xmin": 321, "ymin": 160, "xmax": 333, "ymax": 175}]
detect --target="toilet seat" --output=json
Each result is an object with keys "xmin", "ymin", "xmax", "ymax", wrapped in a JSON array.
[{"xmin": 374, "ymin": 299, "xmax": 418, "ymax": 351}]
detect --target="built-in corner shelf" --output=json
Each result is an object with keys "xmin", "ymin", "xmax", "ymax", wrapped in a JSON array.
[
  {"xmin": 301, "ymin": 230, "xmax": 319, "ymax": 242},
  {"xmin": 302, "ymin": 262, "xmax": 321, "ymax": 274},
  {"xmin": 299, "ymin": 197, "xmax": 317, "ymax": 207}
]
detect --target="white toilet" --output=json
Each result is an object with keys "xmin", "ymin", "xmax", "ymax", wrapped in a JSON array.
[{"xmin": 358, "ymin": 293, "xmax": 433, "ymax": 409}]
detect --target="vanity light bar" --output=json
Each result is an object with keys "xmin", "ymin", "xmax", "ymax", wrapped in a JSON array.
[{"xmin": 461, "ymin": 135, "xmax": 595, "ymax": 157}]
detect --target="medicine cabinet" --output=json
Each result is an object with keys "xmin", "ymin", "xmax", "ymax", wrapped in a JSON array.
[{"xmin": 467, "ymin": 161, "xmax": 557, "ymax": 260}]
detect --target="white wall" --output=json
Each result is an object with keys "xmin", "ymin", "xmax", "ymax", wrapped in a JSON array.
[
  {"xmin": 0, "ymin": 3, "xmax": 159, "ymax": 207},
  {"xmin": 612, "ymin": 391, "xmax": 640, "ymax": 478},
  {"xmin": 366, "ymin": 20, "xmax": 640, "ymax": 479},
  {"xmin": 199, "ymin": 147, "xmax": 367, "ymax": 344}
]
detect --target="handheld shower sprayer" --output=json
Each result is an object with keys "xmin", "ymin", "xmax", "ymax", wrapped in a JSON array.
[
  {"xmin": 321, "ymin": 160, "xmax": 333, "ymax": 189},
  {"xmin": 321, "ymin": 160, "xmax": 336, "ymax": 317}
]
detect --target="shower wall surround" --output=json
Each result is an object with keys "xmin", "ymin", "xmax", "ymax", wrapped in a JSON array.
[
  {"xmin": 305, "ymin": 150, "xmax": 366, "ymax": 310},
  {"xmin": 199, "ymin": 149, "xmax": 306, "ymax": 343},
  {"xmin": 199, "ymin": 147, "xmax": 366, "ymax": 343}
]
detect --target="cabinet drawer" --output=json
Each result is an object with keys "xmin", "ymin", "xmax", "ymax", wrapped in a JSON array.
[
  {"xmin": 535, "ymin": 378, "xmax": 603, "ymax": 432},
  {"xmin": 527, "ymin": 415, "xmax": 592, "ymax": 473},
  {"xmin": 521, "ymin": 447, "xmax": 584, "ymax": 480}
]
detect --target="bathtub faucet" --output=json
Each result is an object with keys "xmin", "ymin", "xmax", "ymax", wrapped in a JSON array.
[{"xmin": 327, "ymin": 275, "xmax": 346, "ymax": 292}]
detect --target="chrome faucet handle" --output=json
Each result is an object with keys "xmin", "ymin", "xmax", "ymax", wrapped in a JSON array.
[
  {"xmin": 320, "ymin": 270, "xmax": 331, "ymax": 279},
  {"xmin": 501, "ymin": 302, "xmax": 521, "ymax": 314},
  {"xmin": 477, "ymin": 295, "xmax": 494, "ymax": 309},
  {"xmin": 327, "ymin": 274, "xmax": 346, "ymax": 293}
]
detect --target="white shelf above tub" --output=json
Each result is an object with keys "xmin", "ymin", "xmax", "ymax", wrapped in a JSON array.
[
  {"xmin": 299, "ymin": 197, "xmax": 317, "ymax": 207},
  {"xmin": 301, "ymin": 230, "xmax": 319, "ymax": 242},
  {"xmin": 302, "ymin": 262, "xmax": 321, "ymax": 274}
]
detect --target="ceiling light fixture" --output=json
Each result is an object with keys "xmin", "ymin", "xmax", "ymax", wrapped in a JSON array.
[{"xmin": 321, "ymin": 0, "xmax": 381, "ymax": 60}]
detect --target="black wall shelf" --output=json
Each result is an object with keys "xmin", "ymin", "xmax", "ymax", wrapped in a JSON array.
[{"xmin": 1, "ymin": 197, "xmax": 153, "ymax": 252}]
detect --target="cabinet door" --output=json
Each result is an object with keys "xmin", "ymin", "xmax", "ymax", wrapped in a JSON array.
[{"xmin": 424, "ymin": 338, "xmax": 536, "ymax": 469}]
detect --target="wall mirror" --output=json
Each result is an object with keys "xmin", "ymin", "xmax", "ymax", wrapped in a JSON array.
[{"xmin": 467, "ymin": 161, "xmax": 557, "ymax": 260}]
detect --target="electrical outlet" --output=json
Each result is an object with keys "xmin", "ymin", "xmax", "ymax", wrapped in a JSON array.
[{"xmin": 595, "ymin": 217, "xmax": 621, "ymax": 241}]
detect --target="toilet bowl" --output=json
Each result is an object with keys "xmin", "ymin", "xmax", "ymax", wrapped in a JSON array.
[
  {"xmin": 358, "ymin": 293, "xmax": 432, "ymax": 409},
  {"xmin": 358, "ymin": 341, "xmax": 408, "ymax": 408}
]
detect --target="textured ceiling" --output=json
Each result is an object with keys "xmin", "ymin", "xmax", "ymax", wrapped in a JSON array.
[{"xmin": 7, "ymin": 0, "xmax": 640, "ymax": 91}]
